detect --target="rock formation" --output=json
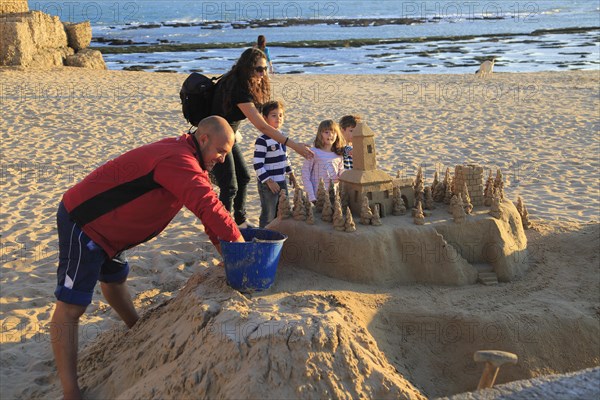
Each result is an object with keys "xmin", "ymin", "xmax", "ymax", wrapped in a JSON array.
[
  {"xmin": 0, "ymin": 9, "xmax": 106, "ymax": 69},
  {"xmin": 292, "ymin": 189, "xmax": 306, "ymax": 221}
]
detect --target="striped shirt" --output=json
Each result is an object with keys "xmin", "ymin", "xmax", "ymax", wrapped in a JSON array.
[
  {"xmin": 343, "ymin": 145, "xmax": 353, "ymax": 169},
  {"xmin": 253, "ymin": 134, "xmax": 292, "ymax": 183}
]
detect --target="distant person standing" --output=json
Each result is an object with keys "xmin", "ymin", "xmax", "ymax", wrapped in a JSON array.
[{"xmin": 255, "ymin": 35, "xmax": 274, "ymax": 74}]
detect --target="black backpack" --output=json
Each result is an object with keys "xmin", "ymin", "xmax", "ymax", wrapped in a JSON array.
[{"xmin": 179, "ymin": 73, "xmax": 221, "ymax": 127}]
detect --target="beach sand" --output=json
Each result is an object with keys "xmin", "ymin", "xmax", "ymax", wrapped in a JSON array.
[{"xmin": 0, "ymin": 68, "xmax": 598, "ymax": 399}]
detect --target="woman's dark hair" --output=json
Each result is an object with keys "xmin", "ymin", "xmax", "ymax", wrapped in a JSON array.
[
  {"xmin": 220, "ymin": 47, "xmax": 271, "ymax": 115},
  {"xmin": 257, "ymin": 35, "xmax": 266, "ymax": 50}
]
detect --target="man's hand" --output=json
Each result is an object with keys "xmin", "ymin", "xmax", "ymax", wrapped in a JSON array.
[{"xmin": 266, "ymin": 179, "xmax": 281, "ymax": 194}]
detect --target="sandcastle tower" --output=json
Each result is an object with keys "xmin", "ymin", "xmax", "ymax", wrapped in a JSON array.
[
  {"xmin": 454, "ymin": 165, "xmax": 484, "ymax": 206},
  {"xmin": 339, "ymin": 123, "xmax": 410, "ymax": 217}
]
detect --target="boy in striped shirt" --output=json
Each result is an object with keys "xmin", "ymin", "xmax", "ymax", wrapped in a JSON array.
[{"xmin": 253, "ymin": 101, "xmax": 296, "ymax": 227}]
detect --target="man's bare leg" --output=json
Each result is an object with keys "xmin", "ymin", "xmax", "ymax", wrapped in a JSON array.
[
  {"xmin": 100, "ymin": 280, "xmax": 139, "ymax": 328},
  {"xmin": 50, "ymin": 301, "xmax": 86, "ymax": 400}
]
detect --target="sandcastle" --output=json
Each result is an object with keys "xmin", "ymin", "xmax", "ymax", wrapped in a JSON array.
[{"xmin": 268, "ymin": 123, "xmax": 530, "ymax": 287}]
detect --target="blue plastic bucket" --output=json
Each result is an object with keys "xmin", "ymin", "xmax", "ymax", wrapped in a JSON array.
[{"xmin": 220, "ymin": 228, "xmax": 287, "ymax": 292}]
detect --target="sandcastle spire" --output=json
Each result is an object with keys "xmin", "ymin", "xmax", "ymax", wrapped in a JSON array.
[
  {"xmin": 371, "ymin": 204, "xmax": 382, "ymax": 226},
  {"xmin": 424, "ymin": 186, "xmax": 436, "ymax": 210},
  {"xmin": 484, "ymin": 170, "xmax": 494, "ymax": 206},
  {"xmin": 413, "ymin": 201, "xmax": 425, "ymax": 225},
  {"xmin": 333, "ymin": 193, "xmax": 345, "ymax": 231},
  {"xmin": 392, "ymin": 186, "xmax": 407, "ymax": 215},
  {"xmin": 344, "ymin": 207, "xmax": 356, "ymax": 232},
  {"xmin": 516, "ymin": 196, "xmax": 532, "ymax": 229},
  {"xmin": 306, "ymin": 199, "xmax": 315, "ymax": 225},
  {"xmin": 292, "ymin": 188, "xmax": 306, "ymax": 221},
  {"xmin": 462, "ymin": 182, "xmax": 473, "ymax": 214},
  {"xmin": 452, "ymin": 194, "xmax": 467, "ymax": 223},
  {"xmin": 315, "ymin": 178, "xmax": 326, "ymax": 213},
  {"xmin": 489, "ymin": 188, "xmax": 503, "ymax": 219},
  {"xmin": 443, "ymin": 170, "xmax": 453, "ymax": 205},
  {"xmin": 414, "ymin": 166, "xmax": 425, "ymax": 206},
  {"xmin": 321, "ymin": 189, "xmax": 333, "ymax": 222},
  {"xmin": 277, "ymin": 190, "xmax": 292, "ymax": 219},
  {"xmin": 359, "ymin": 196, "xmax": 373, "ymax": 225},
  {"xmin": 494, "ymin": 169, "xmax": 505, "ymax": 201}
]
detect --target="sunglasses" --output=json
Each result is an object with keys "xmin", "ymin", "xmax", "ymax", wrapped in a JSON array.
[{"xmin": 254, "ymin": 66, "xmax": 268, "ymax": 73}]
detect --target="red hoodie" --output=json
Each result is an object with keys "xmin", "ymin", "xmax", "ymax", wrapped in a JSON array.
[{"xmin": 62, "ymin": 134, "xmax": 241, "ymax": 258}]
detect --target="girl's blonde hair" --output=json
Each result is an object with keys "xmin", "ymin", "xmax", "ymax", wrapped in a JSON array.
[{"xmin": 314, "ymin": 120, "xmax": 345, "ymax": 155}]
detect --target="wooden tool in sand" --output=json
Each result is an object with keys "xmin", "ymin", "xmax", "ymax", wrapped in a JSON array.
[{"xmin": 474, "ymin": 350, "xmax": 518, "ymax": 390}]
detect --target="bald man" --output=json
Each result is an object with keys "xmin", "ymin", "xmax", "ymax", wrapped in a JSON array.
[{"xmin": 50, "ymin": 116, "xmax": 244, "ymax": 399}]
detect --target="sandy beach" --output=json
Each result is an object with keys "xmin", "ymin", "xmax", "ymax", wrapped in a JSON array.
[{"xmin": 0, "ymin": 68, "xmax": 598, "ymax": 399}]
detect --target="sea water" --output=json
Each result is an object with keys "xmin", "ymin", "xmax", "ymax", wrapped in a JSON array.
[{"xmin": 29, "ymin": 0, "xmax": 600, "ymax": 74}]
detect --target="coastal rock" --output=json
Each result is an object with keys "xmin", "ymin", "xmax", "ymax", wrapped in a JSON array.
[
  {"xmin": 0, "ymin": 11, "xmax": 68, "ymax": 67},
  {"xmin": 0, "ymin": 10, "xmax": 104, "ymax": 69},
  {"xmin": 0, "ymin": 0, "xmax": 28, "ymax": 14},
  {"xmin": 63, "ymin": 21, "xmax": 92, "ymax": 51},
  {"xmin": 65, "ymin": 49, "xmax": 107, "ymax": 70}
]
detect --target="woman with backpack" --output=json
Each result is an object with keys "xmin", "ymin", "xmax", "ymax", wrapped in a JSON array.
[{"xmin": 210, "ymin": 47, "xmax": 313, "ymax": 227}]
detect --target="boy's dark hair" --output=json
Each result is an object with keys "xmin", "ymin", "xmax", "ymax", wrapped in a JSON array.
[
  {"xmin": 261, "ymin": 100, "xmax": 285, "ymax": 118},
  {"xmin": 339, "ymin": 115, "xmax": 362, "ymax": 130}
]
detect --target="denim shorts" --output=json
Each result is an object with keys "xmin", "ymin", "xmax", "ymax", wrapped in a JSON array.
[{"xmin": 54, "ymin": 202, "xmax": 130, "ymax": 306}]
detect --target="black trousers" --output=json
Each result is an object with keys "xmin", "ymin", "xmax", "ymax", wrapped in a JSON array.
[{"xmin": 211, "ymin": 142, "xmax": 251, "ymax": 225}]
